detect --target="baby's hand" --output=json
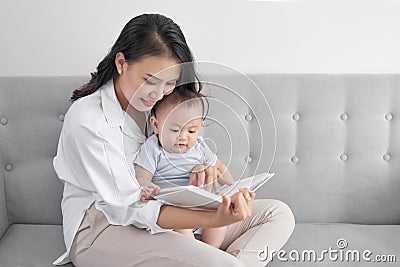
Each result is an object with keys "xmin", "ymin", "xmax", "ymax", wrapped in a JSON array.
[
  {"xmin": 140, "ymin": 183, "xmax": 160, "ymax": 202},
  {"xmin": 189, "ymin": 164, "xmax": 219, "ymax": 193}
]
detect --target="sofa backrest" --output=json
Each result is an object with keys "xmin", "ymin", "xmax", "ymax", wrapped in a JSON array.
[
  {"xmin": 0, "ymin": 77, "xmax": 86, "ymax": 225},
  {"xmin": 202, "ymin": 74, "xmax": 400, "ymax": 225},
  {"xmin": 255, "ymin": 74, "xmax": 400, "ymax": 224},
  {"xmin": 0, "ymin": 75, "xmax": 399, "ymax": 226}
]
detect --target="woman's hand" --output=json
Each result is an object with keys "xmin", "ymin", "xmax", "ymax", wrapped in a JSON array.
[
  {"xmin": 189, "ymin": 164, "xmax": 220, "ymax": 193},
  {"xmin": 140, "ymin": 183, "xmax": 161, "ymax": 202},
  {"xmin": 212, "ymin": 188, "xmax": 255, "ymax": 227}
]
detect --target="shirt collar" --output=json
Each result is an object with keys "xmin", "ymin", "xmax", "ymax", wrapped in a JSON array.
[
  {"xmin": 100, "ymin": 79, "xmax": 146, "ymax": 143},
  {"xmin": 101, "ymin": 79, "xmax": 124, "ymax": 127}
]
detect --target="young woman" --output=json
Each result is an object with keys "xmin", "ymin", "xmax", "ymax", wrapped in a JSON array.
[{"xmin": 53, "ymin": 13, "xmax": 295, "ymax": 267}]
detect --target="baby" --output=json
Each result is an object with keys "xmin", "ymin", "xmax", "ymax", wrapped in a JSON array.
[{"xmin": 134, "ymin": 89, "xmax": 234, "ymax": 248}]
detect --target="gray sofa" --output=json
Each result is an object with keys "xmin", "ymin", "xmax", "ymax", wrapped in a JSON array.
[{"xmin": 0, "ymin": 75, "xmax": 399, "ymax": 266}]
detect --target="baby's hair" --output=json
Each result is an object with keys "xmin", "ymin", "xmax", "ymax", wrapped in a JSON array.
[{"xmin": 152, "ymin": 89, "xmax": 209, "ymax": 120}]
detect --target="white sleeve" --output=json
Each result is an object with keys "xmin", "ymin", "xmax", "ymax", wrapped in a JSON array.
[
  {"xmin": 133, "ymin": 135, "xmax": 159, "ymax": 175},
  {"xmin": 61, "ymin": 113, "xmax": 168, "ymax": 234},
  {"xmin": 198, "ymin": 136, "xmax": 217, "ymax": 166}
]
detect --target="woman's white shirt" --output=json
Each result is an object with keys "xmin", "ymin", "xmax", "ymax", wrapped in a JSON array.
[{"xmin": 53, "ymin": 79, "xmax": 167, "ymax": 265}]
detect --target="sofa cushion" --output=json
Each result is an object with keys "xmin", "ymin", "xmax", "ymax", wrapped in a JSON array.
[
  {"xmin": 1, "ymin": 223, "xmax": 398, "ymax": 267},
  {"xmin": 0, "ymin": 224, "xmax": 73, "ymax": 267},
  {"xmin": 268, "ymin": 223, "xmax": 400, "ymax": 266}
]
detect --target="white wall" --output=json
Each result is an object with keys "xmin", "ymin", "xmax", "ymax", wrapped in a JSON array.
[{"xmin": 1, "ymin": 0, "xmax": 400, "ymax": 76}]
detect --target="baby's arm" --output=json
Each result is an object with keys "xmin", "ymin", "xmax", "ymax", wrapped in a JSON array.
[
  {"xmin": 134, "ymin": 165, "xmax": 154, "ymax": 186},
  {"xmin": 215, "ymin": 159, "xmax": 234, "ymax": 186},
  {"xmin": 135, "ymin": 165, "xmax": 195, "ymax": 240},
  {"xmin": 201, "ymin": 226, "xmax": 227, "ymax": 248},
  {"xmin": 134, "ymin": 165, "xmax": 160, "ymax": 199}
]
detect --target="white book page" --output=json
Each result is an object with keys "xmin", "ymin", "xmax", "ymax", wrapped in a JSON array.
[
  {"xmin": 156, "ymin": 186, "xmax": 222, "ymax": 210},
  {"xmin": 218, "ymin": 172, "xmax": 275, "ymax": 196},
  {"xmin": 155, "ymin": 172, "xmax": 274, "ymax": 210}
]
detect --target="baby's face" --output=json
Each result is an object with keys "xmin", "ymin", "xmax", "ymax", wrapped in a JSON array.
[{"xmin": 152, "ymin": 101, "xmax": 203, "ymax": 154}]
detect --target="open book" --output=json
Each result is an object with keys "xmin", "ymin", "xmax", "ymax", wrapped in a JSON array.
[{"xmin": 155, "ymin": 172, "xmax": 274, "ymax": 210}]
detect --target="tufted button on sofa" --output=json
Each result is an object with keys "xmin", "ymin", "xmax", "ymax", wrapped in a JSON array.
[{"xmin": 0, "ymin": 75, "xmax": 399, "ymax": 266}]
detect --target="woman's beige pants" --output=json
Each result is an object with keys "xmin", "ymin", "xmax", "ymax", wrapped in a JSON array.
[{"xmin": 70, "ymin": 199, "xmax": 295, "ymax": 267}]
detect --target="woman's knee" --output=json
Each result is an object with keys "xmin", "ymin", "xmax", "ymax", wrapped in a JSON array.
[
  {"xmin": 274, "ymin": 199, "xmax": 295, "ymax": 226},
  {"xmin": 254, "ymin": 199, "xmax": 295, "ymax": 231}
]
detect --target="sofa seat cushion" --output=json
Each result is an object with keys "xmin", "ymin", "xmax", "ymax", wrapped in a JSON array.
[
  {"xmin": 0, "ymin": 224, "xmax": 73, "ymax": 267},
  {"xmin": 0, "ymin": 223, "xmax": 398, "ymax": 266},
  {"xmin": 269, "ymin": 223, "xmax": 400, "ymax": 266}
]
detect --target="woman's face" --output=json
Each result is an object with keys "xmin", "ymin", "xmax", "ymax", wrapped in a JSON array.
[{"xmin": 115, "ymin": 54, "xmax": 181, "ymax": 112}]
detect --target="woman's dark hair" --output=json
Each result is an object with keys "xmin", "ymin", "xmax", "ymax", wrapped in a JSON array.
[{"xmin": 71, "ymin": 13, "xmax": 201, "ymax": 101}]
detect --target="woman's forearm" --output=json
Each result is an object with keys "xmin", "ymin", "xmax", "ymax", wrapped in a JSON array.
[
  {"xmin": 157, "ymin": 191, "xmax": 253, "ymax": 230},
  {"xmin": 157, "ymin": 205, "xmax": 218, "ymax": 229}
]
